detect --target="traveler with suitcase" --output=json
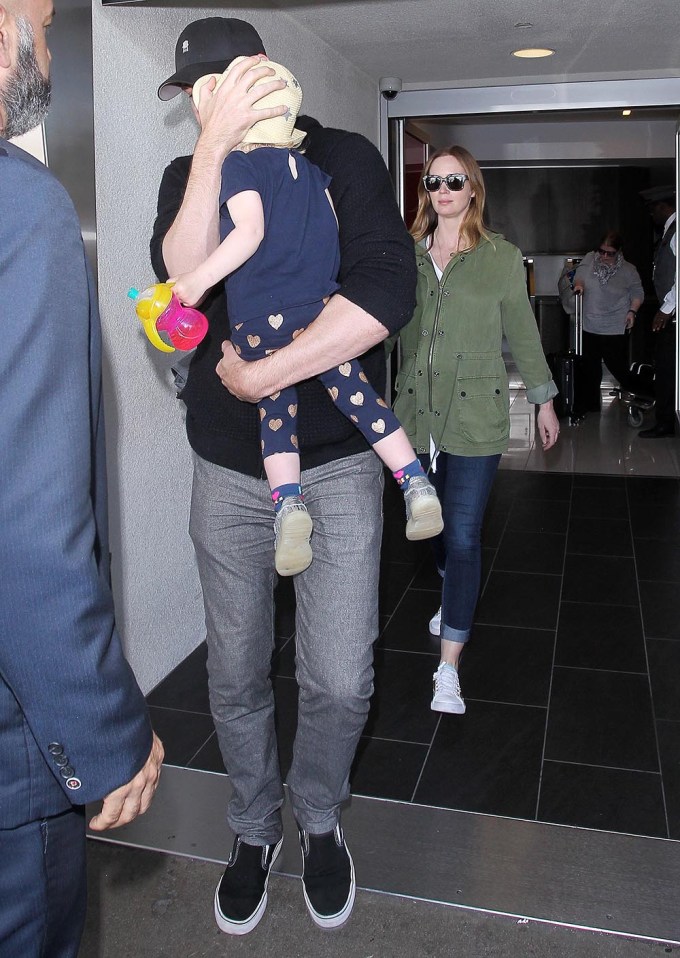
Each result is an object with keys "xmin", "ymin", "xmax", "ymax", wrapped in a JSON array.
[{"xmin": 572, "ymin": 230, "xmax": 644, "ymax": 401}]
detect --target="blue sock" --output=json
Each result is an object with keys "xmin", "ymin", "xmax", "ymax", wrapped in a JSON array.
[
  {"xmin": 272, "ymin": 483, "xmax": 303, "ymax": 513},
  {"xmin": 393, "ymin": 458, "xmax": 425, "ymax": 492}
]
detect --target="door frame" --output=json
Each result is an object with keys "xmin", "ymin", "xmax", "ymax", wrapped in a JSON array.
[{"xmin": 381, "ymin": 77, "xmax": 680, "ymax": 425}]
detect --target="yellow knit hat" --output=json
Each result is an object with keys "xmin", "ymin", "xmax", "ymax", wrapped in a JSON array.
[{"xmin": 192, "ymin": 56, "xmax": 305, "ymax": 149}]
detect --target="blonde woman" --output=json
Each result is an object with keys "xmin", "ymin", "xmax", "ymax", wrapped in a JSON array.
[{"xmin": 393, "ymin": 146, "xmax": 560, "ymax": 714}]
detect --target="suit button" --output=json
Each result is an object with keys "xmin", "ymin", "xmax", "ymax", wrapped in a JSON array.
[
  {"xmin": 461, "ymin": 391, "xmax": 467, "ymax": 398},
  {"xmin": 54, "ymin": 754, "xmax": 69, "ymax": 767},
  {"xmin": 407, "ymin": 387, "xmax": 414, "ymax": 394},
  {"xmin": 60, "ymin": 765, "xmax": 75, "ymax": 778},
  {"xmin": 48, "ymin": 743, "xmax": 63, "ymax": 756}
]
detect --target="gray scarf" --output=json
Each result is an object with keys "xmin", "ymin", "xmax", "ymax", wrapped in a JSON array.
[{"xmin": 592, "ymin": 251, "xmax": 623, "ymax": 286}]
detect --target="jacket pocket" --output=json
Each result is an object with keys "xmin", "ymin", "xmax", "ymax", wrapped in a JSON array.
[{"xmin": 456, "ymin": 375, "xmax": 509, "ymax": 444}]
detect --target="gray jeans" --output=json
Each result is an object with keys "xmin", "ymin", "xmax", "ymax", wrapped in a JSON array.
[{"xmin": 189, "ymin": 450, "xmax": 384, "ymax": 844}]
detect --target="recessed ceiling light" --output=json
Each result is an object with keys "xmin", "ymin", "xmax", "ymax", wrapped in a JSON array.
[
  {"xmin": 622, "ymin": 109, "xmax": 632, "ymax": 116},
  {"xmin": 512, "ymin": 48, "xmax": 555, "ymax": 59}
]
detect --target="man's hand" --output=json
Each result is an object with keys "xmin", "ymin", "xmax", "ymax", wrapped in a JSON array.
[
  {"xmin": 195, "ymin": 56, "xmax": 287, "ymax": 162},
  {"xmin": 88, "ymin": 732, "xmax": 164, "ymax": 832},
  {"xmin": 216, "ymin": 340, "xmax": 269, "ymax": 403},
  {"xmin": 652, "ymin": 309, "xmax": 671, "ymax": 332}
]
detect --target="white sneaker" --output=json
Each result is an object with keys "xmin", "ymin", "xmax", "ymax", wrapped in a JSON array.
[
  {"xmin": 431, "ymin": 662, "xmax": 466, "ymax": 714},
  {"xmin": 403, "ymin": 475, "xmax": 444, "ymax": 541},
  {"xmin": 429, "ymin": 607, "xmax": 441, "ymax": 637}
]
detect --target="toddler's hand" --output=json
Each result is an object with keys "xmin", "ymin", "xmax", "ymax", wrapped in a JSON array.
[{"xmin": 168, "ymin": 272, "xmax": 207, "ymax": 308}]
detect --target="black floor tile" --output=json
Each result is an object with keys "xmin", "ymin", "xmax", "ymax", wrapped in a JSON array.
[
  {"xmin": 555, "ymin": 601, "xmax": 646, "ymax": 673},
  {"xmin": 657, "ymin": 720, "xmax": 680, "ymax": 840},
  {"xmin": 635, "ymin": 538, "xmax": 680, "ymax": 583},
  {"xmin": 146, "ymin": 643, "xmax": 210, "ymax": 713},
  {"xmin": 413, "ymin": 700, "xmax": 545, "ymax": 818},
  {"xmin": 271, "ymin": 636, "xmax": 296, "ymax": 679},
  {"xmin": 379, "ymin": 560, "xmax": 417, "ymax": 616},
  {"xmin": 626, "ymin": 476, "xmax": 680, "ymax": 507},
  {"xmin": 570, "ymin": 485, "xmax": 628, "ymax": 520},
  {"xmin": 350, "ymin": 737, "xmax": 429, "ymax": 802},
  {"xmin": 272, "ymin": 675, "xmax": 298, "ymax": 779},
  {"xmin": 506, "ymin": 498, "xmax": 570, "ymax": 535},
  {"xmin": 647, "ymin": 639, "xmax": 680, "ymax": 722},
  {"xmin": 476, "ymin": 570, "xmax": 561, "ymax": 631},
  {"xmin": 562, "ymin": 554, "xmax": 638, "ymax": 606},
  {"xmin": 567, "ymin": 515, "xmax": 633, "ymax": 558},
  {"xmin": 537, "ymin": 761, "xmax": 667, "ymax": 837},
  {"xmin": 639, "ymin": 581, "xmax": 680, "ymax": 640},
  {"xmin": 410, "ymin": 552, "xmax": 443, "ymax": 591},
  {"xmin": 629, "ymin": 503, "xmax": 680, "ymax": 542},
  {"xmin": 545, "ymin": 668, "xmax": 658, "ymax": 771},
  {"xmin": 364, "ymin": 650, "xmax": 439, "ymax": 744},
  {"xmin": 187, "ymin": 732, "xmax": 226, "ymax": 774},
  {"xmin": 274, "ymin": 578, "xmax": 296, "ymax": 639},
  {"xmin": 480, "ymin": 508, "xmax": 508, "ymax": 549},
  {"xmin": 494, "ymin": 530, "xmax": 565, "ymax": 575},
  {"xmin": 461, "ymin": 624, "xmax": 554, "ymax": 707},
  {"xmin": 573, "ymin": 474, "xmax": 626, "ymax": 490},
  {"xmin": 148, "ymin": 706, "xmax": 215, "ymax": 767},
  {"xmin": 377, "ymin": 590, "xmax": 441, "ymax": 654},
  {"xmin": 507, "ymin": 471, "xmax": 572, "ymax": 501}
]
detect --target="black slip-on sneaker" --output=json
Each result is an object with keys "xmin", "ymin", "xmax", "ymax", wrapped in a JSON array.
[
  {"xmin": 299, "ymin": 824, "xmax": 355, "ymax": 929},
  {"xmin": 214, "ymin": 836, "xmax": 283, "ymax": 936}
]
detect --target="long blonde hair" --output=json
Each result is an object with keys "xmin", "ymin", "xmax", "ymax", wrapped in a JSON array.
[{"xmin": 410, "ymin": 146, "xmax": 490, "ymax": 252}]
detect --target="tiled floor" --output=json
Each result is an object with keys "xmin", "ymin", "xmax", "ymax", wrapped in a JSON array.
[{"xmin": 147, "ymin": 394, "xmax": 680, "ymax": 843}]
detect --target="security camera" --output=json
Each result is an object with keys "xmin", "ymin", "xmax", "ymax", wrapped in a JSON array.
[{"xmin": 379, "ymin": 77, "xmax": 402, "ymax": 100}]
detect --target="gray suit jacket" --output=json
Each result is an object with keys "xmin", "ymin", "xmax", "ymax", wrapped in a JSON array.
[{"xmin": 0, "ymin": 139, "xmax": 152, "ymax": 828}]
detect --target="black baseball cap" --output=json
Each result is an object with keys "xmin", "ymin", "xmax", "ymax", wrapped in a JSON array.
[{"xmin": 158, "ymin": 18, "xmax": 266, "ymax": 100}]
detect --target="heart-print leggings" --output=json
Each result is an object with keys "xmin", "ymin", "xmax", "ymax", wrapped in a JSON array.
[{"xmin": 231, "ymin": 299, "xmax": 403, "ymax": 458}]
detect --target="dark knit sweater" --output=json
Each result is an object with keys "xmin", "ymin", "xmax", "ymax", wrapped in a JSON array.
[{"xmin": 150, "ymin": 118, "xmax": 417, "ymax": 478}]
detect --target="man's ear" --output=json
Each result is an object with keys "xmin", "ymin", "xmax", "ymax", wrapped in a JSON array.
[{"xmin": 0, "ymin": 5, "xmax": 15, "ymax": 71}]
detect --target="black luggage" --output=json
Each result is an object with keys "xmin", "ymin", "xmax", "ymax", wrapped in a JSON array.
[{"xmin": 546, "ymin": 290, "xmax": 598, "ymax": 424}]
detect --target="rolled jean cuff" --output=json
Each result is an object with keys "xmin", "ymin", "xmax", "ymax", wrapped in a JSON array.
[{"xmin": 442, "ymin": 623, "xmax": 470, "ymax": 645}]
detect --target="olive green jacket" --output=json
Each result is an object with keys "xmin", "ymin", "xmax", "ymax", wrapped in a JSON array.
[{"xmin": 393, "ymin": 234, "xmax": 557, "ymax": 458}]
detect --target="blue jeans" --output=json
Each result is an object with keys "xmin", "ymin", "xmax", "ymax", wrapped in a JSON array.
[
  {"xmin": 424, "ymin": 452, "xmax": 501, "ymax": 645},
  {"xmin": 189, "ymin": 450, "xmax": 383, "ymax": 844}
]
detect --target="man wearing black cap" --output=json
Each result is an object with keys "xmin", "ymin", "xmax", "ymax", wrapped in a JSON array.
[
  {"xmin": 151, "ymin": 17, "xmax": 416, "ymax": 937},
  {"xmin": 638, "ymin": 185, "xmax": 676, "ymax": 438}
]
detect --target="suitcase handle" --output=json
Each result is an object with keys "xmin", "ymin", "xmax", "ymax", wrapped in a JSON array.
[{"xmin": 574, "ymin": 289, "xmax": 583, "ymax": 355}]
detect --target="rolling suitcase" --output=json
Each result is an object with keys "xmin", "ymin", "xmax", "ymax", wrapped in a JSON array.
[{"xmin": 546, "ymin": 290, "xmax": 599, "ymax": 424}]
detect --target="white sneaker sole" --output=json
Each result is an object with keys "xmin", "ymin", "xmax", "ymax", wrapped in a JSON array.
[
  {"xmin": 275, "ymin": 510, "xmax": 313, "ymax": 576},
  {"xmin": 431, "ymin": 695, "xmax": 466, "ymax": 715},
  {"xmin": 406, "ymin": 498, "xmax": 444, "ymax": 541},
  {"xmin": 214, "ymin": 838, "xmax": 283, "ymax": 936},
  {"xmin": 429, "ymin": 614, "xmax": 441, "ymax": 637}
]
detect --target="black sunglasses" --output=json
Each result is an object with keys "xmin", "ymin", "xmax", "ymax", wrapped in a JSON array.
[
  {"xmin": 423, "ymin": 173, "xmax": 470, "ymax": 192},
  {"xmin": 596, "ymin": 247, "xmax": 618, "ymax": 257}
]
